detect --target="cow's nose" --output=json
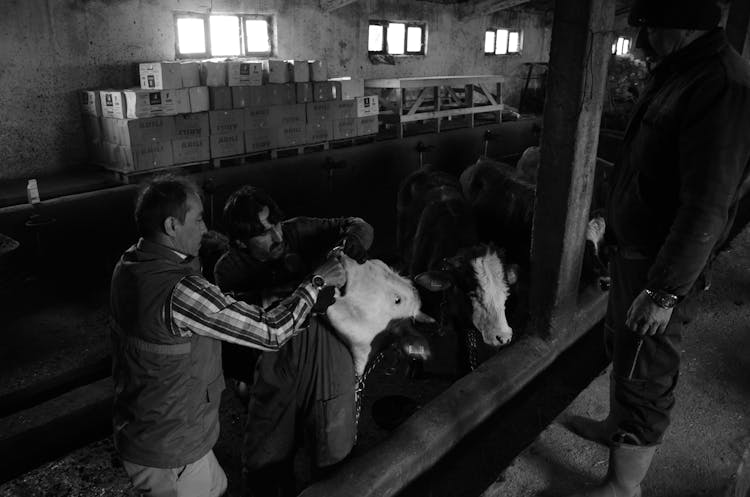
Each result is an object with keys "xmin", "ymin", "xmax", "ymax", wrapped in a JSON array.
[{"xmin": 599, "ymin": 277, "xmax": 611, "ymax": 291}]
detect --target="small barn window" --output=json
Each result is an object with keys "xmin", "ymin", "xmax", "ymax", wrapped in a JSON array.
[
  {"xmin": 175, "ymin": 13, "xmax": 274, "ymax": 58},
  {"xmin": 368, "ymin": 20, "xmax": 426, "ymax": 55},
  {"xmin": 485, "ymin": 28, "xmax": 523, "ymax": 55},
  {"xmin": 612, "ymin": 36, "xmax": 631, "ymax": 55}
]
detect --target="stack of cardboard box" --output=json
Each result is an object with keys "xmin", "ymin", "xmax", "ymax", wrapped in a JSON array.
[{"xmin": 81, "ymin": 59, "xmax": 379, "ymax": 173}]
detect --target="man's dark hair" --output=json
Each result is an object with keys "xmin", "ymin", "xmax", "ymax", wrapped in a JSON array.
[
  {"xmin": 222, "ymin": 185, "xmax": 284, "ymax": 242},
  {"xmin": 134, "ymin": 174, "xmax": 201, "ymax": 238}
]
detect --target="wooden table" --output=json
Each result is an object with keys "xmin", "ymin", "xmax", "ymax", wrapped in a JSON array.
[{"xmin": 364, "ymin": 75, "xmax": 504, "ymax": 138}]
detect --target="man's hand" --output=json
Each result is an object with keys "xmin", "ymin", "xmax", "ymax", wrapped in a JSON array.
[
  {"xmin": 341, "ymin": 236, "xmax": 367, "ymax": 264},
  {"xmin": 625, "ymin": 289, "xmax": 674, "ymax": 336},
  {"xmin": 313, "ymin": 257, "xmax": 347, "ymax": 289}
]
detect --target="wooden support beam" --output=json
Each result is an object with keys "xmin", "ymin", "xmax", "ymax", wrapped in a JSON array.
[
  {"xmin": 726, "ymin": 0, "xmax": 750, "ymax": 54},
  {"xmin": 320, "ymin": 0, "xmax": 359, "ymax": 13},
  {"xmin": 528, "ymin": 0, "xmax": 615, "ymax": 338},
  {"xmin": 459, "ymin": 0, "xmax": 532, "ymax": 20}
]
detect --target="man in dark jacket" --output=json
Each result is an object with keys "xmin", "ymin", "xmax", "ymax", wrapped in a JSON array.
[
  {"xmin": 566, "ymin": 1, "xmax": 750, "ymax": 496},
  {"xmin": 110, "ymin": 175, "xmax": 345, "ymax": 497},
  {"xmin": 213, "ymin": 185, "xmax": 373, "ymax": 497}
]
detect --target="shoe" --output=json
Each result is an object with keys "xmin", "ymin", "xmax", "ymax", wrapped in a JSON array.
[{"xmin": 567, "ymin": 442, "xmax": 656, "ymax": 497}]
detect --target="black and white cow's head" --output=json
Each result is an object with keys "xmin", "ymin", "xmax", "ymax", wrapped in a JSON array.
[{"xmin": 413, "ymin": 244, "xmax": 518, "ymax": 348}]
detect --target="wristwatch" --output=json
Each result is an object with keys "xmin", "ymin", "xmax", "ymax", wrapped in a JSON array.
[
  {"xmin": 644, "ymin": 289, "xmax": 679, "ymax": 309},
  {"xmin": 311, "ymin": 274, "xmax": 327, "ymax": 290}
]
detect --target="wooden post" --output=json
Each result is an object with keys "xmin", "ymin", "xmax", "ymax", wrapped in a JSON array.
[
  {"xmin": 726, "ymin": 0, "xmax": 750, "ymax": 55},
  {"xmin": 528, "ymin": 0, "xmax": 615, "ymax": 338}
]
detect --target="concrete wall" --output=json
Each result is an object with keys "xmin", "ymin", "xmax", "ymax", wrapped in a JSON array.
[{"xmin": 0, "ymin": 0, "xmax": 550, "ymax": 182}]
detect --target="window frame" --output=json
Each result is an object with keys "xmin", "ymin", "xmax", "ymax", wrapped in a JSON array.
[
  {"xmin": 174, "ymin": 12, "xmax": 274, "ymax": 59},
  {"xmin": 484, "ymin": 28, "xmax": 523, "ymax": 56},
  {"xmin": 368, "ymin": 20, "xmax": 427, "ymax": 56},
  {"xmin": 612, "ymin": 35, "xmax": 631, "ymax": 56}
]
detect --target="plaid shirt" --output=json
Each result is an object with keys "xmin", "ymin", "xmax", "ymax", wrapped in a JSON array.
[{"xmin": 168, "ymin": 274, "xmax": 318, "ymax": 351}]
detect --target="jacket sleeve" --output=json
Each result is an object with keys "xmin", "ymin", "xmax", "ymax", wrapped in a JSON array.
[
  {"xmin": 647, "ymin": 71, "xmax": 750, "ymax": 296},
  {"xmin": 289, "ymin": 216, "xmax": 375, "ymax": 252}
]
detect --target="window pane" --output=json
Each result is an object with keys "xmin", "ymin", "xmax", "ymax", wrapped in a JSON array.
[
  {"xmin": 388, "ymin": 23, "xmax": 405, "ymax": 54},
  {"xmin": 623, "ymin": 38, "xmax": 630, "ymax": 54},
  {"xmin": 369, "ymin": 24, "xmax": 384, "ymax": 51},
  {"xmin": 616, "ymin": 37, "xmax": 624, "ymax": 54},
  {"xmin": 496, "ymin": 29, "xmax": 508, "ymax": 55},
  {"xmin": 484, "ymin": 31, "xmax": 495, "ymax": 53},
  {"xmin": 508, "ymin": 31, "xmax": 519, "ymax": 52},
  {"xmin": 406, "ymin": 26, "xmax": 422, "ymax": 52},
  {"xmin": 177, "ymin": 18, "xmax": 206, "ymax": 54},
  {"xmin": 245, "ymin": 19, "xmax": 270, "ymax": 53},
  {"xmin": 210, "ymin": 15, "xmax": 241, "ymax": 56}
]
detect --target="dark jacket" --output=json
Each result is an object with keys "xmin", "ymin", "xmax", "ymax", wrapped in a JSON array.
[
  {"xmin": 110, "ymin": 239, "xmax": 224, "ymax": 468},
  {"xmin": 609, "ymin": 28, "xmax": 750, "ymax": 296}
]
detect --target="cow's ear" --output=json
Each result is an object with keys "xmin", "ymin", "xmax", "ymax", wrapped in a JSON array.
[
  {"xmin": 506, "ymin": 264, "xmax": 520, "ymax": 286},
  {"xmin": 415, "ymin": 271, "xmax": 453, "ymax": 292}
]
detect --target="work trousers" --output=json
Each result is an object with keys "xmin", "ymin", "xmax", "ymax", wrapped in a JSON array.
[
  {"xmin": 122, "ymin": 449, "xmax": 227, "ymax": 497},
  {"xmin": 605, "ymin": 252, "xmax": 696, "ymax": 446},
  {"xmin": 242, "ymin": 316, "xmax": 356, "ymax": 482}
]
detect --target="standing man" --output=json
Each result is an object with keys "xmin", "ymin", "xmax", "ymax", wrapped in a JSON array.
[
  {"xmin": 213, "ymin": 185, "xmax": 373, "ymax": 497},
  {"xmin": 567, "ymin": 1, "xmax": 750, "ymax": 496},
  {"xmin": 110, "ymin": 175, "xmax": 346, "ymax": 497}
]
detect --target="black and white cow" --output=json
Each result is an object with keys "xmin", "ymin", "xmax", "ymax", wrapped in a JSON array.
[{"xmin": 397, "ymin": 168, "xmax": 518, "ymax": 374}]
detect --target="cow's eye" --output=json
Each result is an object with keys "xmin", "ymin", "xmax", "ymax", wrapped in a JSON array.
[{"xmin": 394, "ymin": 295, "xmax": 402, "ymax": 305}]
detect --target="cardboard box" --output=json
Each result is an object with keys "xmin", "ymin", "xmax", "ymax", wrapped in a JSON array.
[
  {"xmin": 332, "ymin": 118, "xmax": 357, "ymax": 140},
  {"xmin": 140, "ymin": 62, "xmax": 183, "ymax": 90},
  {"xmin": 80, "ymin": 90, "xmax": 102, "ymax": 116},
  {"xmin": 122, "ymin": 89, "xmax": 188, "ymax": 118},
  {"xmin": 82, "ymin": 114, "xmax": 102, "ymax": 142},
  {"xmin": 306, "ymin": 101, "xmax": 333, "ymax": 123},
  {"xmin": 265, "ymin": 84, "xmax": 296, "ymax": 105},
  {"xmin": 89, "ymin": 141, "xmax": 108, "ymax": 164},
  {"xmin": 269, "ymin": 104, "xmax": 306, "ymax": 127},
  {"xmin": 248, "ymin": 86, "xmax": 267, "ymax": 107},
  {"xmin": 264, "ymin": 60, "xmax": 291, "ymax": 83},
  {"xmin": 357, "ymin": 116, "xmax": 379, "ymax": 136},
  {"xmin": 172, "ymin": 137, "xmax": 210, "ymax": 164},
  {"xmin": 209, "ymin": 87, "xmax": 233, "ymax": 110},
  {"xmin": 112, "ymin": 142, "xmax": 174, "ymax": 171},
  {"xmin": 356, "ymin": 95, "xmax": 379, "ymax": 117},
  {"xmin": 227, "ymin": 60, "xmax": 264, "ymax": 86},
  {"xmin": 296, "ymin": 83, "xmax": 313, "ymax": 104},
  {"xmin": 244, "ymin": 106, "xmax": 271, "ymax": 129},
  {"xmin": 309, "ymin": 60, "xmax": 328, "ymax": 82},
  {"xmin": 289, "ymin": 60, "xmax": 310, "ymax": 82},
  {"xmin": 276, "ymin": 124, "xmax": 307, "ymax": 147},
  {"xmin": 210, "ymin": 132, "xmax": 244, "ymax": 157},
  {"xmin": 329, "ymin": 78, "xmax": 364, "ymax": 100},
  {"xmin": 232, "ymin": 87, "xmax": 252, "ymax": 108},
  {"xmin": 209, "ymin": 109, "xmax": 244, "ymax": 135},
  {"xmin": 244, "ymin": 127, "xmax": 277, "ymax": 152},
  {"xmin": 201, "ymin": 60, "xmax": 227, "ymax": 87},
  {"xmin": 103, "ymin": 116, "xmax": 176, "ymax": 147},
  {"xmin": 189, "ymin": 86, "xmax": 210, "ymax": 113},
  {"xmin": 306, "ymin": 121, "xmax": 333, "ymax": 144},
  {"xmin": 331, "ymin": 100, "xmax": 357, "ymax": 119},
  {"xmin": 174, "ymin": 112, "xmax": 209, "ymax": 139},
  {"xmin": 313, "ymin": 82, "xmax": 339, "ymax": 102},
  {"xmin": 180, "ymin": 62, "xmax": 201, "ymax": 87},
  {"xmin": 100, "ymin": 90, "xmax": 126, "ymax": 119}
]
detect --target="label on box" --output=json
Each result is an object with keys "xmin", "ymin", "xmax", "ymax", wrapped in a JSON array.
[
  {"xmin": 330, "ymin": 78, "xmax": 364, "ymax": 100},
  {"xmin": 332, "ymin": 118, "xmax": 357, "ymax": 140},
  {"xmin": 269, "ymin": 104, "xmax": 306, "ymax": 127},
  {"xmin": 140, "ymin": 62, "xmax": 183, "ymax": 90},
  {"xmin": 228, "ymin": 60, "xmax": 263, "ymax": 86},
  {"xmin": 357, "ymin": 116, "xmax": 378, "ymax": 136},
  {"xmin": 290, "ymin": 60, "xmax": 310, "ymax": 83},
  {"xmin": 202, "ymin": 60, "xmax": 227, "ymax": 87},
  {"xmin": 100, "ymin": 90, "xmax": 126, "ymax": 119},
  {"xmin": 245, "ymin": 106, "xmax": 271, "ymax": 129},
  {"xmin": 306, "ymin": 101, "xmax": 333, "ymax": 122},
  {"xmin": 296, "ymin": 83, "xmax": 313, "ymax": 104},
  {"xmin": 264, "ymin": 60, "xmax": 291, "ymax": 84},
  {"xmin": 276, "ymin": 124, "xmax": 306, "ymax": 147},
  {"xmin": 106, "ymin": 116, "xmax": 175, "ymax": 147},
  {"xmin": 123, "ymin": 89, "xmax": 185, "ymax": 118},
  {"xmin": 210, "ymin": 132, "xmax": 244, "ymax": 157},
  {"xmin": 309, "ymin": 60, "xmax": 328, "ymax": 82},
  {"xmin": 80, "ymin": 90, "xmax": 102, "ymax": 116},
  {"xmin": 209, "ymin": 87, "xmax": 233, "ymax": 110},
  {"xmin": 306, "ymin": 121, "xmax": 333, "ymax": 144},
  {"xmin": 331, "ymin": 100, "xmax": 357, "ymax": 119},
  {"xmin": 181, "ymin": 62, "xmax": 201, "ymax": 87},
  {"xmin": 172, "ymin": 137, "xmax": 210, "ymax": 164},
  {"xmin": 209, "ymin": 110, "xmax": 244, "ymax": 135},
  {"xmin": 189, "ymin": 87, "xmax": 210, "ymax": 113},
  {"xmin": 116, "ymin": 142, "xmax": 174, "ymax": 171},
  {"xmin": 313, "ymin": 82, "xmax": 339, "ymax": 102},
  {"xmin": 245, "ymin": 128, "xmax": 277, "ymax": 152},
  {"xmin": 174, "ymin": 112, "xmax": 209, "ymax": 138},
  {"xmin": 356, "ymin": 95, "xmax": 379, "ymax": 117}
]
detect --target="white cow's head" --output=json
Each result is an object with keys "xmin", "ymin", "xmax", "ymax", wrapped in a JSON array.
[
  {"xmin": 415, "ymin": 244, "xmax": 517, "ymax": 348},
  {"xmin": 326, "ymin": 255, "xmax": 433, "ymax": 375}
]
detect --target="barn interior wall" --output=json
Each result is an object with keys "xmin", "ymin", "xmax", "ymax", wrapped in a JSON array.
[{"xmin": 0, "ymin": 0, "xmax": 550, "ymax": 182}]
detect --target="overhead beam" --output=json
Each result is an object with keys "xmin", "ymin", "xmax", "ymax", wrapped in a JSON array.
[
  {"xmin": 320, "ymin": 0, "xmax": 359, "ymax": 13},
  {"xmin": 459, "ymin": 0, "xmax": 532, "ymax": 20},
  {"xmin": 726, "ymin": 0, "xmax": 750, "ymax": 54}
]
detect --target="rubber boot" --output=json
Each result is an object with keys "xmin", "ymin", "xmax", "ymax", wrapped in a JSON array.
[
  {"xmin": 568, "ymin": 442, "xmax": 656, "ymax": 497},
  {"xmin": 564, "ymin": 374, "xmax": 621, "ymax": 446}
]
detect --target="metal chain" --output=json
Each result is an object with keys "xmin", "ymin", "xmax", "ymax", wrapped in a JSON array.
[
  {"xmin": 466, "ymin": 328, "xmax": 479, "ymax": 371},
  {"xmin": 353, "ymin": 350, "xmax": 387, "ymax": 443}
]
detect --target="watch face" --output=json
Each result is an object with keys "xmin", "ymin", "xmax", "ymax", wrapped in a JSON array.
[{"xmin": 312, "ymin": 275, "xmax": 326, "ymax": 288}]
